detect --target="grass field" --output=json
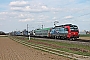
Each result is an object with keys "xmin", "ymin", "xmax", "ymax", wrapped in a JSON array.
[
  {"xmin": 10, "ymin": 36, "xmax": 90, "ymax": 56},
  {"xmin": 80, "ymin": 34, "xmax": 90, "ymax": 37},
  {"xmin": 31, "ymin": 38, "xmax": 90, "ymax": 56}
]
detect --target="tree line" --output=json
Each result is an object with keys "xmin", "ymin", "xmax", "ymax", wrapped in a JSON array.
[{"xmin": 0, "ymin": 31, "xmax": 6, "ymax": 35}]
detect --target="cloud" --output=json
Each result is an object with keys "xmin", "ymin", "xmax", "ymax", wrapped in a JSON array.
[
  {"xmin": 9, "ymin": 1, "xmax": 29, "ymax": 7},
  {"xmin": 0, "ymin": 18, "xmax": 5, "ymax": 20},
  {"xmin": 38, "ymin": 15, "xmax": 49, "ymax": 20},
  {"xmin": 9, "ymin": 0, "xmax": 63, "ymax": 13},
  {"xmin": 1, "ymin": 0, "xmax": 90, "ymax": 22},
  {"xmin": 9, "ymin": 1, "xmax": 49, "ymax": 12},
  {"xmin": 19, "ymin": 18, "xmax": 34, "ymax": 22},
  {"xmin": 10, "ymin": 5, "xmax": 49, "ymax": 12},
  {"xmin": 23, "ymin": 5, "xmax": 49, "ymax": 12},
  {"xmin": 1, "ymin": 0, "xmax": 90, "ymax": 32},
  {"xmin": 52, "ymin": 17, "xmax": 57, "ymax": 20},
  {"xmin": 0, "ymin": 24, "xmax": 2, "ymax": 26},
  {"xmin": 64, "ymin": 16, "xmax": 73, "ymax": 19},
  {"xmin": 0, "ymin": 11, "xmax": 25, "ymax": 21},
  {"xmin": 0, "ymin": 12, "xmax": 8, "ymax": 15},
  {"xmin": 0, "ymin": 12, "xmax": 8, "ymax": 20},
  {"xmin": 10, "ymin": 0, "xmax": 83, "ymax": 14}
]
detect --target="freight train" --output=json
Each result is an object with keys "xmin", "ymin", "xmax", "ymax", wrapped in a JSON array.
[{"xmin": 31, "ymin": 24, "xmax": 79, "ymax": 40}]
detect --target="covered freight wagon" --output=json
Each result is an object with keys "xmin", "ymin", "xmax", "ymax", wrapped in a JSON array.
[{"xmin": 34, "ymin": 28, "xmax": 52, "ymax": 37}]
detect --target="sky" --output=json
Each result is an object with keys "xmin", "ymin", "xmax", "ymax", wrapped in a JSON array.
[{"xmin": 0, "ymin": 0, "xmax": 90, "ymax": 32}]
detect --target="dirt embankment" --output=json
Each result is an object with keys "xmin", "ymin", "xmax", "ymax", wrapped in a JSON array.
[{"xmin": 0, "ymin": 37, "xmax": 70, "ymax": 60}]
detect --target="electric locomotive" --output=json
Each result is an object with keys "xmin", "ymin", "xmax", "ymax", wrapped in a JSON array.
[{"xmin": 51, "ymin": 24, "xmax": 79, "ymax": 40}]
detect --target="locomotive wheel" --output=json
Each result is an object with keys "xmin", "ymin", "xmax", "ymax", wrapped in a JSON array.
[
  {"xmin": 69, "ymin": 38, "xmax": 75, "ymax": 40},
  {"xmin": 74, "ymin": 38, "xmax": 77, "ymax": 40},
  {"xmin": 61, "ymin": 37, "xmax": 65, "ymax": 40}
]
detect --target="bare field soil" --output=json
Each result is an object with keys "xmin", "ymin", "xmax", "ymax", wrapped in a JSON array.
[
  {"xmin": 0, "ymin": 37, "xmax": 70, "ymax": 60},
  {"xmin": 79, "ymin": 37, "xmax": 90, "ymax": 40}
]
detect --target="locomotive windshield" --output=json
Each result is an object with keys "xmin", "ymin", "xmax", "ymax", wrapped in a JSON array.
[{"xmin": 70, "ymin": 25, "xmax": 78, "ymax": 32}]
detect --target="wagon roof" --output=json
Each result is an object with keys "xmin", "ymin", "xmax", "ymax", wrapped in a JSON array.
[{"xmin": 35, "ymin": 28, "xmax": 52, "ymax": 31}]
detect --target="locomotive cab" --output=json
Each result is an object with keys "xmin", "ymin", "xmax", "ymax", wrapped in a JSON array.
[{"xmin": 66, "ymin": 25, "xmax": 79, "ymax": 40}]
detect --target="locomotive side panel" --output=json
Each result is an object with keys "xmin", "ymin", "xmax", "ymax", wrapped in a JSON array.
[{"xmin": 50, "ymin": 27, "xmax": 68, "ymax": 39}]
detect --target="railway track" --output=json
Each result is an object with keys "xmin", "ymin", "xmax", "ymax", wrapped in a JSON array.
[{"xmin": 9, "ymin": 36, "xmax": 90, "ymax": 60}]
